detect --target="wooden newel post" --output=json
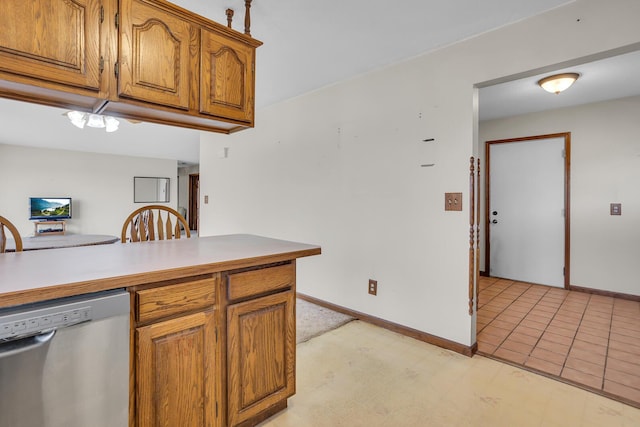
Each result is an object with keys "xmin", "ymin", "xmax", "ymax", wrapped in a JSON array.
[
  {"xmin": 226, "ymin": 8, "xmax": 234, "ymax": 28},
  {"xmin": 469, "ymin": 156, "xmax": 476, "ymax": 316},
  {"xmin": 244, "ymin": 0, "xmax": 252, "ymax": 36},
  {"xmin": 475, "ymin": 158, "xmax": 481, "ymax": 306}
]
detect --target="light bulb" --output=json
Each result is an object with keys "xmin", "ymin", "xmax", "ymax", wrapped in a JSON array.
[
  {"xmin": 66, "ymin": 111, "xmax": 87, "ymax": 129},
  {"xmin": 87, "ymin": 114, "xmax": 106, "ymax": 128},
  {"xmin": 104, "ymin": 116, "xmax": 120, "ymax": 133}
]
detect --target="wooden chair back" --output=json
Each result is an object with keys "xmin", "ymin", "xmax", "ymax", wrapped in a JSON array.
[
  {"xmin": 0, "ymin": 215, "xmax": 23, "ymax": 253},
  {"xmin": 121, "ymin": 205, "xmax": 191, "ymax": 243}
]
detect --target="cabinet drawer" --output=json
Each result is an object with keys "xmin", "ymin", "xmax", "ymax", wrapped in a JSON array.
[
  {"xmin": 136, "ymin": 278, "xmax": 215, "ymax": 323},
  {"xmin": 227, "ymin": 263, "xmax": 294, "ymax": 301}
]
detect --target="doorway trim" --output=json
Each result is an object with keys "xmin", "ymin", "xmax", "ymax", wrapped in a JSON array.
[
  {"xmin": 188, "ymin": 173, "xmax": 199, "ymax": 231},
  {"xmin": 484, "ymin": 132, "xmax": 571, "ymax": 288}
]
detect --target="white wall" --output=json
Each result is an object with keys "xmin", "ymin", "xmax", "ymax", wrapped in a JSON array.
[
  {"xmin": 479, "ymin": 96, "xmax": 640, "ymax": 296},
  {"xmin": 0, "ymin": 144, "xmax": 178, "ymax": 236},
  {"xmin": 198, "ymin": 0, "xmax": 640, "ymax": 346}
]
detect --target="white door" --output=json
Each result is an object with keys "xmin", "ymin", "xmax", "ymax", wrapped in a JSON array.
[{"xmin": 488, "ymin": 136, "xmax": 566, "ymax": 287}]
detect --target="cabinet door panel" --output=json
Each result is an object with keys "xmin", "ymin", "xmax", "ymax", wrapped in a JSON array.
[
  {"xmin": 119, "ymin": 0, "xmax": 194, "ymax": 109},
  {"xmin": 200, "ymin": 29, "xmax": 254, "ymax": 123},
  {"xmin": 0, "ymin": 0, "xmax": 101, "ymax": 89},
  {"xmin": 136, "ymin": 310, "xmax": 217, "ymax": 427},
  {"xmin": 227, "ymin": 291, "xmax": 295, "ymax": 426}
]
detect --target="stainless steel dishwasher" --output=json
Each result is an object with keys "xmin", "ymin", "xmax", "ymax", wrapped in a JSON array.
[{"xmin": 0, "ymin": 289, "xmax": 129, "ymax": 427}]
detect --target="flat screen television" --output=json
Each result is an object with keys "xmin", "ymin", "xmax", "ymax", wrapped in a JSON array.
[{"xmin": 29, "ymin": 197, "xmax": 72, "ymax": 220}]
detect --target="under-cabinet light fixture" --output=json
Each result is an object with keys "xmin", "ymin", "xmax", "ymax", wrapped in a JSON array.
[
  {"xmin": 66, "ymin": 111, "xmax": 120, "ymax": 132},
  {"xmin": 537, "ymin": 73, "xmax": 579, "ymax": 94}
]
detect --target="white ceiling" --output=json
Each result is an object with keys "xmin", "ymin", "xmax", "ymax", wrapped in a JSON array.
[
  {"xmin": 5, "ymin": 0, "xmax": 637, "ymax": 165},
  {"xmin": 479, "ymin": 48, "xmax": 640, "ymax": 121}
]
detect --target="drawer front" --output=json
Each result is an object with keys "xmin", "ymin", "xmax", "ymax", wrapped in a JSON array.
[
  {"xmin": 136, "ymin": 278, "xmax": 216, "ymax": 323},
  {"xmin": 227, "ymin": 263, "xmax": 294, "ymax": 301}
]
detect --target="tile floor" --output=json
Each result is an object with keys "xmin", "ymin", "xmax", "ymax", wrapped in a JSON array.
[
  {"xmin": 259, "ymin": 320, "xmax": 640, "ymax": 426},
  {"xmin": 477, "ymin": 276, "xmax": 640, "ymax": 408}
]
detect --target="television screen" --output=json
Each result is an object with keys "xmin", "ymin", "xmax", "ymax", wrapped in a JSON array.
[{"xmin": 29, "ymin": 197, "xmax": 72, "ymax": 220}]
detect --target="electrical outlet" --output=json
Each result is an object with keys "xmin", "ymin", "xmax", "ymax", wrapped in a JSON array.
[{"xmin": 368, "ymin": 279, "xmax": 377, "ymax": 296}]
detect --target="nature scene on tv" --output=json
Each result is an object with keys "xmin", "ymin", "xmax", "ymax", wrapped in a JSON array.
[{"xmin": 30, "ymin": 198, "xmax": 71, "ymax": 219}]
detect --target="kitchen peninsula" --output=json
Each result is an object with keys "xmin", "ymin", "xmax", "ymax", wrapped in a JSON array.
[{"xmin": 0, "ymin": 234, "xmax": 321, "ymax": 427}]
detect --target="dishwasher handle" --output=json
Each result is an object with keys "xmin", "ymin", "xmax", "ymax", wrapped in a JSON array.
[{"xmin": 0, "ymin": 330, "xmax": 56, "ymax": 359}]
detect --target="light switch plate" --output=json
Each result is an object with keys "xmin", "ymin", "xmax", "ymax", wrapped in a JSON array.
[
  {"xmin": 610, "ymin": 203, "xmax": 622, "ymax": 215},
  {"xmin": 445, "ymin": 192, "xmax": 463, "ymax": 211}
]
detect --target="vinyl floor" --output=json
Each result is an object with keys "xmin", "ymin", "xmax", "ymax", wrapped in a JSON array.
[{"xmin": 258, "ymin": 320, "xmax": 640, "ymax": 426}]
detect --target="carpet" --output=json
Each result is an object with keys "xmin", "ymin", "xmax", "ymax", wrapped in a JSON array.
[{"xmin": 296, "ymin": 298, "xmax": 354, "ymax": 344}]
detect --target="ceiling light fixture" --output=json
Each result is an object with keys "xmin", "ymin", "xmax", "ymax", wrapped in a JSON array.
[
  {"xmin": 66, "ymin": 111, "xmax": 120, "ymax": 132},
  {"xmin": 537, "ymin": 72, "xmax": 580, "ymax": 94}
]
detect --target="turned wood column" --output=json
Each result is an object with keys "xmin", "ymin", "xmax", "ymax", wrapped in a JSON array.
[{"xmin": 244, "ymin": 0, "xmax": 252, "ymax": 36}]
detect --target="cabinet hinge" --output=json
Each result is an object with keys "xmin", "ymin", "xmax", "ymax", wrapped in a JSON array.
[
  {"xmin": 115, "ymin": 12, "xmax": 119, "ymax": 29},
  {"xmin": 99, "ymin": 56, "xmax": 104, "ymax": 74},
  {"xmin": 114, "ymin": 62, "xmax": 119, "ymax": 78},
  {"xmin": 100, "ymin": 6, "xmax": 104, "ymax": 23}
]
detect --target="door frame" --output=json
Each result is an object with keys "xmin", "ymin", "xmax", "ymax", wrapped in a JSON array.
[
  {"xmin": 188, "ymin": 173, "xmax": 199, "ymax": 231},
  {"xmin": 484, "ymin": 132, "xmax": 571, "ymax": 288}
]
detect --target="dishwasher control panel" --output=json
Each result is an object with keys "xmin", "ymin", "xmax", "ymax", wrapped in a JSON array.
[{"xmin": 0, "ymin": 307, "xmax": 92, "ymax": 341}]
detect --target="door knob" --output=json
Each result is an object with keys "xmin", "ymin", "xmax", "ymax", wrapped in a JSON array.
[
  {"xmin": 492, "ymin": 211, "xmax": 498, "ymax": 216},
  {"xmin": 492, "ymin": 219, "xmax": 498, "ymax": 224}
]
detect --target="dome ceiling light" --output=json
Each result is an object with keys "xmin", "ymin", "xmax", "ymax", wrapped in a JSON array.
[{"xmin": 537, "ymin": 73, "xmax": 580, "ymax": 94}]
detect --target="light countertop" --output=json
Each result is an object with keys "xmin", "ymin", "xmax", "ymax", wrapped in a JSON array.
[{"xmin": 0, "ymin": 234, "xmax": 321, "ymax": 308}]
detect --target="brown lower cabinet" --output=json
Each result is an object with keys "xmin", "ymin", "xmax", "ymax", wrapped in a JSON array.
[
  {"xmin": 227, "ymin": 290, "xmax": 295, "ymax": 427},
  {"xmin": 136, "ymin": 310, "xmax": 218, "ymax": 427},
  {"xmin": 130, "ymin": 261, "xmax": 296, "ymax": 427}
]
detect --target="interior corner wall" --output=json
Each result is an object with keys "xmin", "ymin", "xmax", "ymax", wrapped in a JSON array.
[
  {"xmin": 198, "ymin": 0, "xmax": 640, "ymax": 346},
  {"xmin": 479, "ymin": 96, "xmax": 640, "ymax": 296},
  {"xmin": 0, "ymin": 144, "xmax": 178, "ymax": 236}
]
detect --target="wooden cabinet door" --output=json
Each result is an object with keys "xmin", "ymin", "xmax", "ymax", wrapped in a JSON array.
[
  {"xmin": 0, "ymin": 0, "xmax": 102, "ymax": 90},
  {"xmin": 227, "ymin": 290, "xmax": 295, "ymax": 426},
  {"xmin": 118, "ymin": 0, "xmax": 195, "ymax": 110},
  {"xmin": 136, "ymin": 310, "xmax": 218, "ymax": 427},
  {"xmin": 200, "ymin": 29, "xmax": 255, "ymax": 123}
]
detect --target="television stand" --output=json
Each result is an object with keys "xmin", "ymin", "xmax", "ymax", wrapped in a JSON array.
[{"xmin": 34, "ymin": 220, "xmax": 66, "ymax": 236}]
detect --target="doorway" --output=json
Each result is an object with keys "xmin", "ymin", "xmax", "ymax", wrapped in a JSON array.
[
  {"xmin": 485, "ymin": 133, "xmax": 570, "ymax": 288},
  {"xmin": 188, "ymin": 173, "xmax": 199, "ymax": 231}
]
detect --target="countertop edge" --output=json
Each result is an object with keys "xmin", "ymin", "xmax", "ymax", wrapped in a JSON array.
[{"xmin": 0, "ymin": 235, "xmax": 321, "ymax": 309}]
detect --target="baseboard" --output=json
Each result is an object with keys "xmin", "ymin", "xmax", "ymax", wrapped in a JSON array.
[
  {"xmin": 569, "ymin": 285, "xmax": 640, "ymax": 302},
  {"xmin": 296, "ymin": 293, "xmax": 477, "ymax": 357}
]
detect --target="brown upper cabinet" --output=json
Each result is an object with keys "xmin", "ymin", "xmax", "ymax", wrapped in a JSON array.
[
  {"xmin": 0, "ymin": 0, "xmax": 102, "ymax": 91},
  {"xmin": 0, "ymin": 0, "xmax": 103, "ymax": 106},
  {"xmin": 0, "ymin": 0, "xmax": 262, "ymax": 133},
  {"xmin": 118, "ymin": 0, "xmax": 196, "ymax": 110},
  {"xmin": 200, "ymin": 28, "xmax": 255, "ymax": 124}
]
